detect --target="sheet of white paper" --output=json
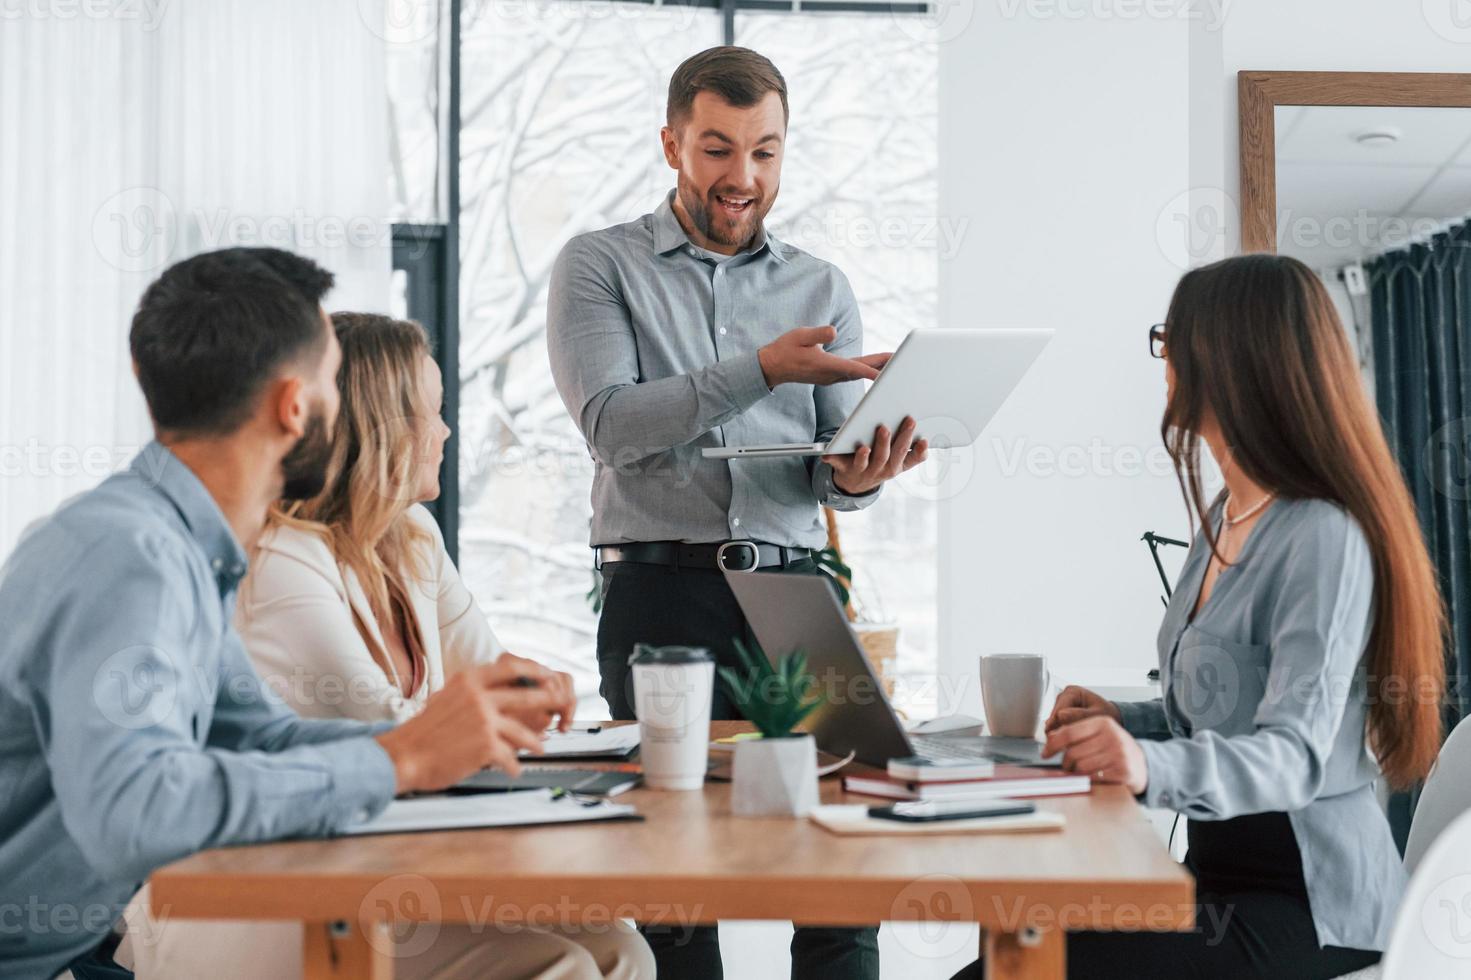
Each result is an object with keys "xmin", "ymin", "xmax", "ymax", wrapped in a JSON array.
[
  {"xmin": 906, "ymin": 714, "xmax": 985, "ymax": 735},
  {"xmin": 339, "ymin": 789, "xmax": 638, "ymax": 836},
  {"xmin": 525, "ymin": 726, "xmax": 641, "ymax": 758}
]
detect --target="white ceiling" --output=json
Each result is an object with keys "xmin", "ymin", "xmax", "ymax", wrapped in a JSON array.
[{"xmin": 1274, "ymin": 104, "xmax": 1471, "ymax": 268}]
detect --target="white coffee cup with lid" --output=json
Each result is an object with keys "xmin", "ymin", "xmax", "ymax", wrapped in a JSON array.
[{"xmin": 630, "ymin": 644, "xmax": 715, "ymax": 790}]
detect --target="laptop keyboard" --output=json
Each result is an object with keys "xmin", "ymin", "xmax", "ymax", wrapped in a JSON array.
[
  {"xmin": 910, "ymin": 734, "xmax": 1047, "ymax": 765},
  {"xmin": 913, "ymin": 734, "xmax": 1005, "ymax": 762}
]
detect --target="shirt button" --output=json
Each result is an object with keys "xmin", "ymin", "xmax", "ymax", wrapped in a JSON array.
[
  {"xmin": 719, "ymin": 327, "xmax": 727, "ymax": 336},
  {"xmin": 211, "ymin": 558, "xmax": 223, "ymax": 572},
  {"xmin": 732, "ymin": 518, "xmax": 742, "ymax": 527}
]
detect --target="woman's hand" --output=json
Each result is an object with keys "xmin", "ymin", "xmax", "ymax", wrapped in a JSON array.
[
  {"xmin": 1042, "ymin": 716, "xmax": 1149, "ymax": 795},
  {"xmin": 376, "ymin": 663, "xmax": 560, "ymax": 792},
  {"xmin": 1044, "ymin": 684, "xmax": 1122, "ymax": 734},
  {"xmin": 488, "ymin": 653, "xmax": 577, "ymax": 733}
]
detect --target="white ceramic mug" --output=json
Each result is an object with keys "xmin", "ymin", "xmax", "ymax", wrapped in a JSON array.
[
  {"xmin": 630, "ymin": 644, "xmax": 714, "ymax": 790},
  {"xmin": 980, "ymin": 654, "xmax": 1050, "ymax": 738}
]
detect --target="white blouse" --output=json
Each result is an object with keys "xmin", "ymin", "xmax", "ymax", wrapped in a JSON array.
[{"xmin": 235, "ymin": 504, "xmax": 504, "ymax": 722}]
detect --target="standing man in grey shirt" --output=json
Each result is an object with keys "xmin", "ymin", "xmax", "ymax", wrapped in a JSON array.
[{"xmin": 547, "ymin": 46, "xmax": 926, "ymax": 980}]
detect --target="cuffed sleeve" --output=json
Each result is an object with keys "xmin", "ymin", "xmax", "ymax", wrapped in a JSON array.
[
  {"xmin": 1115, "ymin": 698, "xmax": 1171, "ymax": 740},
  {"xmin": 812, "ymin": 460, "xmax": 882, "ymax": 511}
]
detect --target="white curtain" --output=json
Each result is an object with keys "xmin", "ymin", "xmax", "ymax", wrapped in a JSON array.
[{"xmin": 0, "ymin": 0, "xmax": 391, "ymax": 556}]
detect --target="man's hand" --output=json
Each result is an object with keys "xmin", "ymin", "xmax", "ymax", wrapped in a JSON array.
[
  {"xmin": 823, "ymin": 417, "xmax": 929, "ymax": 496},
  {"xmin": 374, "ymin": 659, "xmax": 571, "ymax": 795},
  {"xmin": 1042, "ymin": 716, "xmax": 1148, "ymax": 795},
  {"xmin": 758, "ymin": 326, "xmax": 891, "ymax": 388},
  {"xmin": 1044, "ymin": 684, "xmax": 1122, "ymax": 734}
]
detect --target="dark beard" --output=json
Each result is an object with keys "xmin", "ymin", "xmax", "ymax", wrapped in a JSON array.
[
  {"xmin": 280, "ymin": 405, "xmax": 333, "ymax": 501},
  {"xmin": 678, "ymin": 177, "xmax": 771, "ymax": 250}
]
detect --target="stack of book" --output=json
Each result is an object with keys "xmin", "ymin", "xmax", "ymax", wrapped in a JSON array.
[{"xmin": 843, "ymin": 756, "xmax": 1091, "ymax": 802}]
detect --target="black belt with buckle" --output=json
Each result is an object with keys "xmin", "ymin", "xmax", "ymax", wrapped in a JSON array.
[{"xmin": 596, "ymin": 540, "xmax": 815, "ymax": 573}]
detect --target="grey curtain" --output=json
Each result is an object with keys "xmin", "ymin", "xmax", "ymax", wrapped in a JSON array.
[{"xmin": 1368, "ymin": 219, "xmax": 1471, "ymax": 842}]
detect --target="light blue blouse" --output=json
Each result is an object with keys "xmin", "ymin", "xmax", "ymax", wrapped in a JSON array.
[{"xmin": 1114, "ymin": 497, "xmax": 1404, "ymax": 951}]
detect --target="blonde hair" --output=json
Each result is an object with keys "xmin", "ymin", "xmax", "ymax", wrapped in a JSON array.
[{"xmin": 267, "ymin": 313, "xmax": 437, "ymax": 665}]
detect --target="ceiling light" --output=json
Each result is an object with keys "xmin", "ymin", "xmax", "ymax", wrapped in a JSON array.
[{"xmin": 1353, "ymin": 127, "xmax": 1403, "ymax": 148}]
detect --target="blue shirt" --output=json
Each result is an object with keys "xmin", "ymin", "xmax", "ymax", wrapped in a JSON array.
[{"xmin": 0, "ymin": 443, "xmax": 397, "ymax": 979}]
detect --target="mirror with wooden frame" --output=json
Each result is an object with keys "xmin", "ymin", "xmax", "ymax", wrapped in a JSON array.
[{"xmin": 1239, "ymin": 71, "xmax": 1471, "ymax": 267}]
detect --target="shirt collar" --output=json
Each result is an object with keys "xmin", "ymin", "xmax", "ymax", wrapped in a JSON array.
[
  {"xmin": 131, "ymin": 441, "xmax": 249, "ymax": 593},
  {"xmin": 651, "ymin": 189, "xmax": 790, "ymax": 265}
]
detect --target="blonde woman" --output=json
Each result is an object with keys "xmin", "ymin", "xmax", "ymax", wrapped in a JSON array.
[
  {"xmin": 126, "ymin": 314, "xmax": 654, "ymax": 979},
  {"xmin": 240, "ymin": 313, "xmax": 505, "ymax": 723}
]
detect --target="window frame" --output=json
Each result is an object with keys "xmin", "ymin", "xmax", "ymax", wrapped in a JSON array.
[{"xmin": 391, "ymin": 0, "xmax": 930, "ymax": 559}]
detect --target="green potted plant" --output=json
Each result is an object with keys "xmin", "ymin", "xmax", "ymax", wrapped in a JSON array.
[{"xmin": 719, "ymin": 638, "xmax": 824, "ymax": 817}]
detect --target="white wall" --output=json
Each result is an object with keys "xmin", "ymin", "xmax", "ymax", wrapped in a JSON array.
[
  {"xmin": 934, "ymin": 0, "xmax": 1471, "ymax": 715},
  {"xmin": 935, "ymin": 7, "xmax": 1195, "ymax": 714}
]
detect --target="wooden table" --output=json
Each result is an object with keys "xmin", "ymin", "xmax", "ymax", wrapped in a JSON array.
[{"xmin": 150, "ymin": 723, "xmax": 1193, "ymax": 979}]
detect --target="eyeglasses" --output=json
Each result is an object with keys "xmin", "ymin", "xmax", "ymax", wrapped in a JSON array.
[{"xmin": 1149, "ymin": 323, "xmax": 1168, "ymax": 360}]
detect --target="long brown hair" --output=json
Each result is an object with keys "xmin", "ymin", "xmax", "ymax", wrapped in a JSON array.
[
  {"xmin": 268, "ymin": 313, "xmax": 436, "ymax": 662},
  {"xmin": 1161, "ymin": 253, "xmax": 1445, "ymax": 788}
]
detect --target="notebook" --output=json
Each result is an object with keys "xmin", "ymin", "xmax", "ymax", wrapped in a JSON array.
[
  {"xmin": 450, "ymin": 768, "xmax": 641, "ymax": 797},
  {"xmin": 526, "ymin": 726, "xmax": 641, "ymax": 760},
  {"xmin": 338, "ymin": 788, "xmax": 641, "ymax": 836},
  {"xmin": 842, "ymin": 765, "xmax": 1091, "ymax": 802}
]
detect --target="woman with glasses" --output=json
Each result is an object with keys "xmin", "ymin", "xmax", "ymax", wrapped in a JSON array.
[{"xmin": 956, "ymin": 253, "xmax": 1445, "ymax": 979}]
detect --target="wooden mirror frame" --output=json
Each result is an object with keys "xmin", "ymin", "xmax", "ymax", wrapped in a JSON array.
[{"xmin": 1238, "ymin": 70, "xmax": 1471, "ymax": 254}]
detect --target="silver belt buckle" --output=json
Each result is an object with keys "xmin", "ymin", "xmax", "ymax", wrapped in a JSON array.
[{"xmin": 716, "ymin": 540, "xmax": 760, "ymax": 573}]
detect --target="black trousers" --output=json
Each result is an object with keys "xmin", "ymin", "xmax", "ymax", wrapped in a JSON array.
[
  {"xmin": 949, "ymin": 888, "xmax": 1380, "ymax": 980},
  {"xmin": 951, "ymin": 812, "xmax": 1381, "ymax": 980},
  {"xmin": 596, "ymin": 558, "xmax": 880, "ymax": 980}
]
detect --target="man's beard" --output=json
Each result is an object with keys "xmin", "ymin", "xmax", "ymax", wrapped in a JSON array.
[
  {"xmin": 280, "ymin": 404, "xmax": 333, "ymax": 501},
  {"xmin": 678, "ymin": 175, "xmax": 775, "ymax": 250}
]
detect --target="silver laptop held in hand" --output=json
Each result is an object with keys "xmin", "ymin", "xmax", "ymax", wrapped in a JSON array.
[{"xmin": 703, "ymin": 327, "xmax": 1053, "ymax": 460}]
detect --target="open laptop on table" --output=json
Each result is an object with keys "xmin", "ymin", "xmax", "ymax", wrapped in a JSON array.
[
  {"xmin": 702, "ymin": 327, "xmax": 1053, "ymax": 459},
  {"xmin": 724, "ymin": 571, "xmax": 1061, "ymax": 768}
]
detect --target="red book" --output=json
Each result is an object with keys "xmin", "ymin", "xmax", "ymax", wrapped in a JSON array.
[{"xmin": 843, "ymin": 765, "xmax": 1091, "ymax": 802}]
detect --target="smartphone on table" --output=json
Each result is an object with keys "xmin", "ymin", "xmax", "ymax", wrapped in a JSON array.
[{"xmin": 868, "ymin": 800, "xmax": 1036, "ymax": 823}]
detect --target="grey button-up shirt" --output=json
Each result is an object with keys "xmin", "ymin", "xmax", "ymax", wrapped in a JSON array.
[
  {"xmin": 547, "ymin": 191, "xmax": 879, "ymax": 549},
  {"xmin": 0, "ymin": 443, "xmax": 396, "ymax": 979},
  {"xmin": 1115, "ymin": 497, "xmax": 1404, "ymax": 951}
]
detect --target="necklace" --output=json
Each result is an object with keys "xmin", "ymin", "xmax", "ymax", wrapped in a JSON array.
[
  {"xmin": 1218, "ymin": 490, "xmax": 1275, "ymax": 554},
  {"xmin": 1224, "ymin": 490, "xmax": 1275, "ymax": 526}
]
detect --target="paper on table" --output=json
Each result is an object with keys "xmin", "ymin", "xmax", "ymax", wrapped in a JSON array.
[
  {"xmin": 906, "ymin": 714, "xmax": 985, "ymax": 735},
  {"xmin": 809, "ymin": 804, "xmax": 1065, "ymax": 836},
  {"xmin": 339, "ymin": 789, "xmax": 640, "ymax": 836},
  {"xmin": 525, "ymin": 726, "xmax": 641, "ymax": 759}
]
